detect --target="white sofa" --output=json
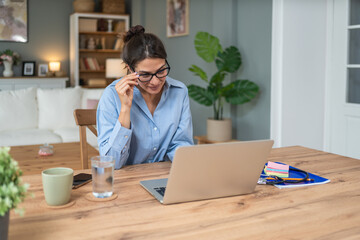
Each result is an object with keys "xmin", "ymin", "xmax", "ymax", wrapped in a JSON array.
[{"xmin": 0, "ymin": 87, "xmax": 104, "ymax": 148}]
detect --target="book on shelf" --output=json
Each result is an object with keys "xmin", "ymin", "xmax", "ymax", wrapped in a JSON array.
[
  {"xmin": 80, "ymin": 58, "xmax": 86, "ymax": 70},
  {"xmin": 113, "ymin": 38, "xmax": 123, "ymax": 50},
  {"xmin": 81, "ymin": 57, "xmax": 101, "ymax": 70}
]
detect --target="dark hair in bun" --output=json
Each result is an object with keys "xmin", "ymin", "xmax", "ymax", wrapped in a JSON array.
[
  {"xmin": 123, "ymin": 25, "xmax": 145, "ymax": 43},
  {"xmin": 122, "ymin": 25, "xmax": 167, "ymax": 69}
]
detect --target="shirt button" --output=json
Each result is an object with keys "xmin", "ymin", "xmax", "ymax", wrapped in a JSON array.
[
  {"xmin": 154, "ymin": 127, "xmax": 157, "ymax": 131},
  {"xmin": 153, "ymin": 147, "xmax": 157, "ymax": 151},
  {"xmin": 124, "ymin": 135, "xmax": 128, "ymax": 138}
]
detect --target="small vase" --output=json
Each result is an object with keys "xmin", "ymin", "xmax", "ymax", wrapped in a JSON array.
[
  {"xmin": 3, "ymin": 61, "xmax": 14, "ymax": 77},
  {"xmin": 0, "ymin": 211, "xmax": 10, "ymax": 240}
]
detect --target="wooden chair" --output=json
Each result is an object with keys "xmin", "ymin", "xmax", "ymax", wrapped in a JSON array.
[{"xmin": 73, "ymin": 109, "xmax": 97, "ymax": 169}]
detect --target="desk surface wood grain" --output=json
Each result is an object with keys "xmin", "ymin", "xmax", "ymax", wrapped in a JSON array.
[{"xmin": 9, "ymin": 146, "xmax": 360, "ymax": 240}]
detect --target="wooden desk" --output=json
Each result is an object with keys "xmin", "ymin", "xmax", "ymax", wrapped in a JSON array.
[
  {"xmin": 9, "ymin": 142, "xmax": 98, "ymax": 175},
  {"xmin": 9, "ymin": 146, "xmax": 360, "ymax": 239}
]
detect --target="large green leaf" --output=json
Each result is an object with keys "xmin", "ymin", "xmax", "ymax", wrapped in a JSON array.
[
  {"xmin": 188, "ymin": 85, "xmax": 214, "ymax": 106},
  {"xmin": 223, "ymin": 80, "xmax": 259, "ymax": 105},
  {"xmin": 189, "ymin": 65, "xmax": 208, "ymax": 82},
  {"xmin": 215, "ymin": 46, "xmax": 241, "ymax": 73},
  {"xmin": 209, "ymin": 71, "xmax": 226, "ymax": 86},
  {"xmin": 195, "ymin": 32, "xmax": 222, "ymax": 62}
]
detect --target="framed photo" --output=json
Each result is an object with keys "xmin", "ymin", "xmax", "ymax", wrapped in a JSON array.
[
  {"xmin": 167, "ymin": 0, "xmax": 189, "ymax": 38},
  {"xmin": 22, "ymin": 61, "xmax": 35, "ymax": 76},
  {"xmin": 0, "ymin": 0, "xmax": 28, "ymax": 42},
  {"xmin": 38, "ymin": 64, "xmax": 48, "ymax": 77}
]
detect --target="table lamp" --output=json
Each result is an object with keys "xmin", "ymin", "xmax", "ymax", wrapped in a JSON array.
[
  {"xmin": 48, "ymin": 61, "xmax": 62, "ymax": 77},
  {"xmin": 106, "ymin": 58, "xmax": 127, "ymax": 79}
]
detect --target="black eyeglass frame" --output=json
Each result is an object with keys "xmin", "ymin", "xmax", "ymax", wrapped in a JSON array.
[{"xmin": 130, "ymin": 60, "xmax": 171, "ymax": 83}]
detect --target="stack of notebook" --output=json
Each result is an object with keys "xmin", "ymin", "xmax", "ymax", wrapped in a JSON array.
[{"xmin": 264, "ymin": 161, "xmax": 289, "ymax": 177}]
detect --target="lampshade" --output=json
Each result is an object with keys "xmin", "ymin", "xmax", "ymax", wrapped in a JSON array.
[
  {"xmin": 49, "ymin": 62, "xmax": 60, "ymax": 72},
  {"xmin": 106, "ymin": 58, "xmax": 127, "ymax": 78}
]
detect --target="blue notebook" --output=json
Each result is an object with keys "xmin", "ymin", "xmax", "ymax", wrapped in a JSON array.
[{"xmin": 259, "ymin": 162, "xmax": 330, "ymax": 189}]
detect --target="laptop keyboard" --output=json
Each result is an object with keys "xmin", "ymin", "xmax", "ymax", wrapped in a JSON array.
[{"xmin": 154, "ymin": 187, "xmax": 166, "ymax": 196}]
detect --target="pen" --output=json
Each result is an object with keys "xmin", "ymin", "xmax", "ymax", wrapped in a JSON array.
[{"xmin": 266, "ymin": 177, "xmax": 314, "ymax": 181}]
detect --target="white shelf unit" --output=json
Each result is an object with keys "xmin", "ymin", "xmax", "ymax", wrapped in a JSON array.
[{"xmin": 70, "ymin": 13, "xmax": 129, "ymax": 87}]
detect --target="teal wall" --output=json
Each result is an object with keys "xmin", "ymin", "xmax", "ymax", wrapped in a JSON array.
[
  {"xmin": 132, "ymin": 0, "xmax": 272, "ymax": 140},
  {"xmin": 0, "ymin": 0, "xmax": 272, "ymax": 141}
]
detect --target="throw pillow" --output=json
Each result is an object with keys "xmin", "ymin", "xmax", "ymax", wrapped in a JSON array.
[
  {"xmin": 0, "ymin": 87, "xmax": 38, "ymax": 131},
  {"xmin": 37, "ymin": 87, "xmax": 82, "ymax": 130},
  {"xmin": 81, "ymin": 88, "xmax": 104, "ymax": 109}
]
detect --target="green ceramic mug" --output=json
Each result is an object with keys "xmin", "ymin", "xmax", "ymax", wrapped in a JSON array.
[{"xmin": 42, "ymin": 167, "xmax": 74, "ymax": 206}]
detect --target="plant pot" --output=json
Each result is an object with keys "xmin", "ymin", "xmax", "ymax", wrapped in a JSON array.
[
  {"xmin": 0, "ymin": 211, "xmax": 10, "ymax": 240},
  {"xmin": 3, "ymin": 61, "xmax": 13, "ymax": 77},
  {"xmin": 207, "ymin": 118, "xmax": 232, "ymax": 142}
]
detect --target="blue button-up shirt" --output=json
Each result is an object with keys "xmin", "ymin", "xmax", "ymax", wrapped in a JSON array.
[{"xmin": 97, "ymin": 76, "xmax": 194, "ymax": 169}]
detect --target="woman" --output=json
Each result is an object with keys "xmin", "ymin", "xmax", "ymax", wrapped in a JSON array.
[{"xmin": 97, "ymin": 25, "xmax": 194, "ymax": 169}]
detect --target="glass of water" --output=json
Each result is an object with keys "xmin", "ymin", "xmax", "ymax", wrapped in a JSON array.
[{"xmin": 91, "ymin": 156, "xmax": 115, "ymax": 198}]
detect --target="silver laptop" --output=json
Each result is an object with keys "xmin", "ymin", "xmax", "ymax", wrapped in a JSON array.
[{"xmin": 140, "ymin": 139, "xmax": 274, "ymax": 204}]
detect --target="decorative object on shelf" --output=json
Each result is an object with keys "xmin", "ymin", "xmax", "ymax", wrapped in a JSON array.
[
  {"xmin": 0, "ymin": 49, "xmax": 21, "ymax": 77},
  {"xmin": 48, "ymin": 61, "xmax": 65, "ymax": 77},
  {"xmin": 73, "ymin": 0, "xmax": 95, "ymax": 13},
  {"xmin": 22, "ymin": 61, "xmax": 35, "ymax": 76},
  {"xmin": 0, "ymin": 147, "xmax": 29, "ymax": 240},
  {"xmin": 79, "ymin": 19, "xmax": 97, "ymax": 32},
  {"xmin": 102, "ymin": 0, "xmax": 125, "ymax": 14},
  {"xmin": 106, "ymin": 58, "xmax": 127, "ymax": 79},
  {"xmin": 97, "ymin": 18, "xmax": 108, "ymax": 32},
  {"xmin": 0, "ymin": 0, "xmax": 28, "ymax": 43},
  {"xmin": 167, "ymin": 0, "xmax": 189, "ymax": 38},
  {"xmin": 188, "ymin": 32, "xmax": 259, "ymax": 141},
  {"xmin": 107, "ymin": 19, "xmax": 113, "ymax": 32},
  {"xmin": 87, "ymin": 37, "xmax": 96, "ymax": 50},
  {"xmin": 101, "ymin": 37, "xmax": 106, "ymax": 49},
  {"xmin": 38, "ymin": 64, "xmax": 48, "ymax": 77}
]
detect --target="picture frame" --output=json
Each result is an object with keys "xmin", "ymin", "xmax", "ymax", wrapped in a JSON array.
[
  {"xmin": 0, "ymin": 0, "xmax": 28, "ymax": 42},
  {"xmin": 38, "ymin": 64, "xmax": 48, "ymax": 77},
  {"xmin": 167, "ymin": 0, "xmax": 189, "ymax": 38},
  {"xmin": 22, "ymin": 61, "xmax": 35, "ymax": 76}
]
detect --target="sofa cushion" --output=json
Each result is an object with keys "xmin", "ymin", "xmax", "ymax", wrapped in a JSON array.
[
  {"xmin": 0, "ymin": 129, "xmax": 62, "ymax": 147},
  {"xmin": 81, "ymin": 88, "xmax": 104, "ymax": 109},
  {"xmin": 54, "ymin": 127, "xmax": 99, "ymax": 149},
  {"xmin": 37, "ymin": 87, "xmax": 82, "ymax": 130},
  {"xmin": 0, "ymin": 88, "xmax": 38, "ymax": 131}
]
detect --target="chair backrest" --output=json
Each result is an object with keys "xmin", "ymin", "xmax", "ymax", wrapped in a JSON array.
[{"xmin": 73, "ymin": 109, "xmax": 97, "ymax": 169}]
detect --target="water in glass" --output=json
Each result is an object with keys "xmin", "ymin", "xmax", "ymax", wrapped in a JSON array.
[{"xmin": 91, "ymin": 157, "xmax": 114, "ymax": 198}]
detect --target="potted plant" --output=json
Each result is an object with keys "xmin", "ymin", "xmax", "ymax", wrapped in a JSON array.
[
  {"xmin": 0, "ymin": 147, "xmax": 29, "ymax": 240},
  {"xmin": 0, "ymin": 49, "xmax": 21, "ymax": 77},
  {"xmin": 188, "ymin": 32, "xmax": 259, "ymax": 141}
]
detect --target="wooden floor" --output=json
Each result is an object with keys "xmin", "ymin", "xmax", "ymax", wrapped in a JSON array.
[{"xmin": 9, "ymin": 142, "xmax": 99, "ymax": 174}]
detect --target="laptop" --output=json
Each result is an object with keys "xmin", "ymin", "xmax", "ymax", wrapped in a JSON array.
[{"xmin": 140, "ymin": 139, "xmax": 274, "ymax": 204}]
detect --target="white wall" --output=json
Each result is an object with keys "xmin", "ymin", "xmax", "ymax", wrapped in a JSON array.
[{"xmin": 271, "ymin": 0, "xmax": 328, "ymax": 150}]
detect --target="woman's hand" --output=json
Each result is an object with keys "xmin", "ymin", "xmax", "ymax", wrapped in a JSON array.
[
  {"xmin": 115, "ymin": 72, "xmax": 139, "ymax": 110},
  {"xmin": 115, "ymin": 73, "xmax": 139, "ymax": 129}
]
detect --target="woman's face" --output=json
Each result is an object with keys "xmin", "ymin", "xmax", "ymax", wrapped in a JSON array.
[{"xmin": 132, "ymin": 58, "xmax": 168, "ymax": 95}]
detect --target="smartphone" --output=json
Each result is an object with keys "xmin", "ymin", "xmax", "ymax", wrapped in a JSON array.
[{"xmin": 73, "ymin": 173, "xmax": 92, "ymax": 189}]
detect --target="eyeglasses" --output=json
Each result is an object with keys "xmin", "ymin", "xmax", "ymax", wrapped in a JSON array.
[{"xmin": 131, "ymin": 60, "xmax": 171, "ymax": 83}]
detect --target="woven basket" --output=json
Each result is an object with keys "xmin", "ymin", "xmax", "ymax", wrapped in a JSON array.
[{"xmin": 102, "ymin": 0, "xmax": 125, "ymax": 14}]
